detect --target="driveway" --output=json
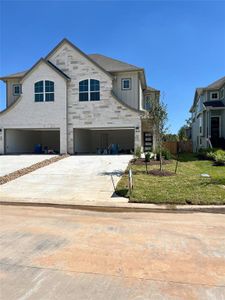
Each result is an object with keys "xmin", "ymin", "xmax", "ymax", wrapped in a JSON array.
[
  {"xmin": 0, "ymin": 155, "xmax": 132, "ymax": 203},
  {"xmin": 0, "ymin": 205, "xmax": 225, "ymax": 300},
  {"xmin": 0, "ymin": 155, "xmax": 56, "ymax": 176}
]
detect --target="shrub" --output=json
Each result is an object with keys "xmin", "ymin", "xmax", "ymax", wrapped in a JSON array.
[
  {"xmin": 208, "ymin": 149, "xmax": 225, "ymax": 166},
  {"xmin": 156, "ymin": 148, "xmax": 172, "ymax": 160},
  {"xmin": 145, "ymin": 152, "xmax": 151, "ymax": 162},
  {"xmin": 196, "ymin": 148, "xmax": 216, "ymax": 160},
  {"xmin": 135, "ymin": 146, "xmax": 142, "ymax": 159}
]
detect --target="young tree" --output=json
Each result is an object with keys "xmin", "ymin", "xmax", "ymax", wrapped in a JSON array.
[{"xmin": 147, "ymin": 93, "xmax": 168, "ymax": 171}]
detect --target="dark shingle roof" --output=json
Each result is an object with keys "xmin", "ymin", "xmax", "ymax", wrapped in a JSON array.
[
  {"xmin": 88, "ymin": 54, "xmax": 142, "ymax": 72},
  {"xmin": 204, "ymin": 101, "xmax": 225, "ymax": 108}
]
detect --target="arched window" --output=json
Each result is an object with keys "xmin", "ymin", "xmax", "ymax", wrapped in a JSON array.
[
  {"xmin": 34, "ymin": 81, "xmax": 44, "ymax": 102},
  {"xmin": 34, "ymin": 80, "xmax": 54, "ymax": 102},
  {"xmin": 79, "ymin": 79, "xmax": 100, "ymax": 101}
]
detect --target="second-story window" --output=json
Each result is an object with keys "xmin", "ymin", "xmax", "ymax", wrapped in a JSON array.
[
  {"xmin": 210, "ymin": 92, "xmax": 219, "ymax": 100},
  {"xmin": 144, "ymin": 95, "xmax": 151, "ymax": 110},
  {"xmin": 13, "ymin": 84, "xmax": 22, "ymax": 96},
  {"xmin": 122, "ymin": 78, "xmax": 131, "ymax": 90},
  {"xmin": 34, "ymin": 80, "xmax": 54, "ymax": 102},
  {"xmin": 79, "ymin": 79, "xmax": 100, "ymax": 101}
]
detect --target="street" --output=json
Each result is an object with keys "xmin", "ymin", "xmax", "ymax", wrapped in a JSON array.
[{"xmin": 0, "ymin": 205, "xmax": 225, "ymax": 300}]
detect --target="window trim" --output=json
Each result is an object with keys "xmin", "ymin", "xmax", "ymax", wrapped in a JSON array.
[
  {"xmin": 13, "ymin": 84, "xmax": 21, "ymax": 96},
  {"xmin": 79, "ymin": 79, "xmax": 100, "ymax": 102},
  {"xmin": 34, "ymin": 80, "xmax": 54, "ymax": 102},
  {"xmin": 121, "ymin": 78, "xmax": 131, "ymax": 90},
  {"xmin": 210, "ymin": 91, "xmax": 219, "ymax": 100}
]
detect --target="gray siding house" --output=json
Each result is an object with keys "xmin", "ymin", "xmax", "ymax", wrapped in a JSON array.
[
  {"xmin": 0, "ymin": 38, "xmax": 159, "ymax": 155},
  {"xmin": 190, "ymin": 76, "xmax": 225, "ymax": 151}
]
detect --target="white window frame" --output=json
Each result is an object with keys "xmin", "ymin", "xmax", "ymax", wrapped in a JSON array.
[
  {"xmin": 13, "ymin": 84, "xmax": 21, "ymax": 96},
  {"xmin": 210, "ymin": 91, "xmax": 219, "ymax": 100},
  {"xmin": 121, "ymin": 78, "xmax": 131, "ymax": 90}
]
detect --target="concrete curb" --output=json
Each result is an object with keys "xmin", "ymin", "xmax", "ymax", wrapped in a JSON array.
[{"xmin": 1, "ymin": 199, "xmax": 225, "ymax": 214}]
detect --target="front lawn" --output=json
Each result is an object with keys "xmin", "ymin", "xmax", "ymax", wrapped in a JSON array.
[{"xmin": 116, "ymin": 153, "xmax": 225, "ymax": 205}]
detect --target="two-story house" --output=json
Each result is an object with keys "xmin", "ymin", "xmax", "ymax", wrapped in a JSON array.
[
  {"xmin": 190, "ymin": 76, "xmax": 225, "ymax": 151},
  {"xmin": 0, "ymin": 38, "xmax": 159, "ymax": 155}
]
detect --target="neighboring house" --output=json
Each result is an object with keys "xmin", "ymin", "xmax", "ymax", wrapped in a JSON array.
[
  {"xmin": 190, "ymin": 76, "xmax": 225, "ymax": 151},
  {"xmin": 0, "ymin": 38, "xmax": 159, "ymax": 155}
]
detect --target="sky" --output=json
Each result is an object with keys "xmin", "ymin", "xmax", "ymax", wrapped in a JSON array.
[{"xmin": 0, "ymin": 0, "xmax": 225, "ymax": 134}]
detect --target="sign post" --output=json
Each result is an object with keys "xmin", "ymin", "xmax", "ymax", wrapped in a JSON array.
[{"xmin": 128, "ymin": 169, "xmax": 133, "ymax": 200}]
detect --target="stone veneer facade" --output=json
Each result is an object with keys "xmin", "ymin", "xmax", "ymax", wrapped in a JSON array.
[{"xmin": 48, "ymin": 42, "xmax": 142, "ymax": 154}]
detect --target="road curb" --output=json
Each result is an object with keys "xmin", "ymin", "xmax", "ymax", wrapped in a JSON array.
[{"xmin": 1, "ymin": 200, "xmax": 225, "ymax": 214}]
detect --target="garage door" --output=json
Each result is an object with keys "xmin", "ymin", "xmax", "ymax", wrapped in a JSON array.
[
  {"xmin": 5, "ymin": 129, "xmax": 60, "ymax": 154},
  {"xmin": 74, "ymin": 128, "xmax": 135, "ymax": 154}
]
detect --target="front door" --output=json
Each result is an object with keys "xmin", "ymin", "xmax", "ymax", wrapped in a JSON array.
[{"xmin": 211, "ymin": 117, "xmax": 220, "ymax": 139}]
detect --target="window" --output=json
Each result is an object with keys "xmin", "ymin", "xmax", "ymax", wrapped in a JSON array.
[
  {"xmin": 210, "ymin": 91, "xmax": 219, "ymax": 100},
  {"xmin": 144, "ymin": 95, "xmax": 151, "ymax": 110},
  {"xmin": 13, "ymin": 84, "xmax": 21, "ymax": 96},
  {"xmin": 34, "ymin": 80, "xmax": 54, "ymax": 102},
  {"xmin": 79, "ymin": 79, "xmax": 100, "ymax": 101},
  {"xmin": 45, "ymin": 80, "xmax": 54, "ymax": 102},
  {"xmin": 122, "ymin": 78, "xmax": 131, "ymax": 90}
]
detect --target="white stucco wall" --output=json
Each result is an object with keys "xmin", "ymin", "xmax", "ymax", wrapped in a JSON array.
[
  {"xmin": 0, "ymin": 62, "xmax": 67, "ymax": 154},
  {"xmin": 48, "ymin": 42, "xmax": 142, "ymax": 154}
]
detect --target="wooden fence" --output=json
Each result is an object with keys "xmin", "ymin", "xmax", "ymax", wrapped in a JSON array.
[{"xmin": 163, "ymin": 141, "xmax": 192, "ymax": 154}]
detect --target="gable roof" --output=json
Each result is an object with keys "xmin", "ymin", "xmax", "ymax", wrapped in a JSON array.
[
  {"xmin": 22, "ymin": 58, "xmax": 70, "ymax": 82},
  {"xmin": 206, "ymin": 76, "xmax": 225, "ymax": 89},
  {"xmin": 1, "ymin": 38, "xmax": 147, "ymax": 82},
  {"xmin": 0, "ymin": 70, "xmax": 27, "ymax": 80},
  {"xmin": 190, "ymin": 76, "xmax": 225, "ymax": 112},
  {"xmin": 88, "ymin": 54, "xmax": 142, "ymax": 72},
  {"xmin": 0, "ymin": 59, "xmax": 70, "ymax": 82},
  {"xmin": 45, "ymin": 38, "xmax": 113, "ymax": 79}
]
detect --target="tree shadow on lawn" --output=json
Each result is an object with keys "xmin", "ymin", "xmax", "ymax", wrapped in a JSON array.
[{"xmin": 176, "ymin": 153, "xmax": 199, "ymax": 162}]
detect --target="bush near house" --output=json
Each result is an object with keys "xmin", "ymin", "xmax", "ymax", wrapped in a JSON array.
[
  {"xmin": 208, "ymin": 150, "xmax": 225, "ymax": 166},
  {"xmin": 116, "ymin": 153, "xmax": 225, "ymax": 205}
]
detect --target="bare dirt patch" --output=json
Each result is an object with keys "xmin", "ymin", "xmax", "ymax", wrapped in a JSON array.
[
  {"xmin": 131, "ymin": 158, "xmax": 172, "ymax": 166},
  {"xmin": 0, "ymin": 154, "xmax": 69, "ymax": 185},
  {"xmin": 147, "ymin": 169, "xmax": 175, "ymax": 177}
]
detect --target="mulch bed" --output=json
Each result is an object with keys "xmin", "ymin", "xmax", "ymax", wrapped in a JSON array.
[
  {"xmin": 130, "ymin": 158, "xmax": 172, "ymax": 166},
  {"xmin": 148, "ymin": 169, "xmax": 175, "ymax": 176},
  {"xmin": 0, "ymin": 154, "xmax": 69, "ymax": 185}
]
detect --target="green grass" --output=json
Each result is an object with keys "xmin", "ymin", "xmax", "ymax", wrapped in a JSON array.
[{"xmin": 116, "ymin": 153, "xmax": 225, "ymax": 205}]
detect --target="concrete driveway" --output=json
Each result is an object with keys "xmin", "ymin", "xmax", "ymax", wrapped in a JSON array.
[
  {"xmin": 0, "ymin": 155, "xmax": 56, "ymax": 176},
  {"xmin": 0, "ymin": 205, "xmax": 225, "ymax": 300},
  {"xmin": 0, "ymin": 155, "xmax": 132, "ymax": 203}
]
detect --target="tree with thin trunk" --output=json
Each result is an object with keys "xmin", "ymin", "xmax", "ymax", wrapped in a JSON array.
[{"xmin": 147, "ymin": 93, "xmax": 168, "ymax": 171}]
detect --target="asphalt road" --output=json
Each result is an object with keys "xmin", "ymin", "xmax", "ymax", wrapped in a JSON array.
[{"xmin": 0, "ymin": 205, "xmax": 225, "ymax": 300}]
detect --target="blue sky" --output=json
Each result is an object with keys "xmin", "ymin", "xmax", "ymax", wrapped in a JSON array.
[{"xmin": 0, "ymin": 0, "xmax": 225, "ymax": 133}]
